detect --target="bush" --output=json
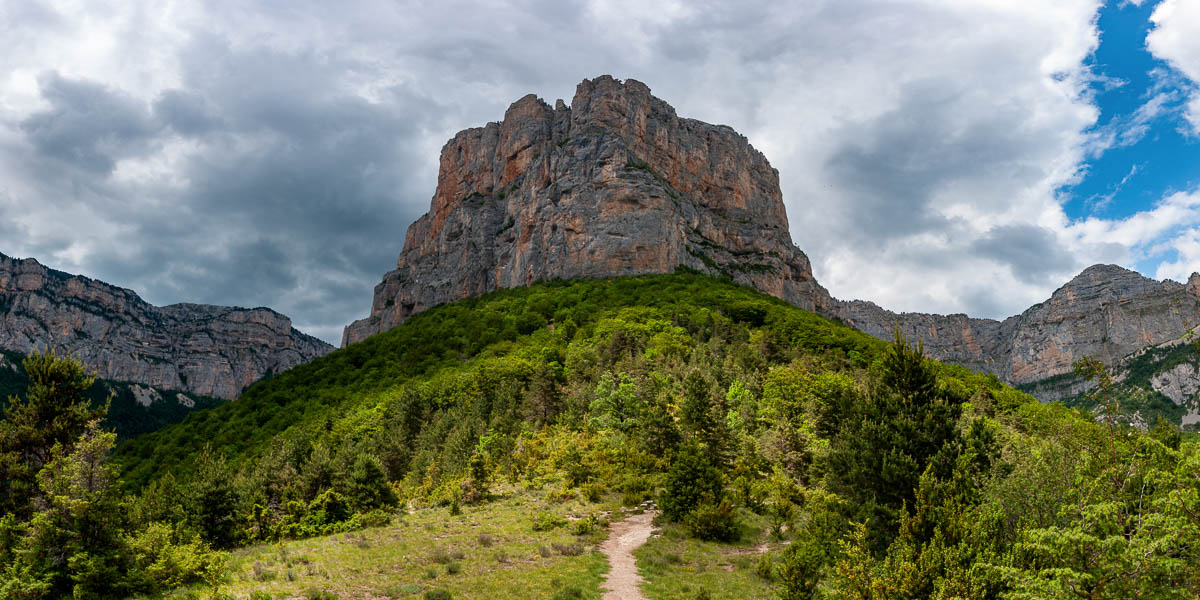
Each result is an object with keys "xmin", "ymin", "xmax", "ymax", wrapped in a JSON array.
[
  {"xmin": 571, "ymin": 513, "xmax": 603, "ymax": 536},
  {"xmin": 425, "ymin": 590, "xmax": 452, "ymax": 600},
  {"xmin": 776, "ymin": 535, "xmax": 832, "ymax": 600},
  {"xmin": 300, "ymin": 489, "xmax": 352, "ymax": 536},
  {"xmin": 531, "ymin": 512, "xmax": 567, "ymax": 531},
  {"xmin": 683, "ymin": 500, "xmax": 740, "ymax": 542},
  {"xmin": 660, "ymin": 445, "xmax": 724, "ymax": 521},
  {"xmin": 579, "ymin": 481, "xmax": 605, "ymax": 502},
  {"xmin": 619, "ymin": 474, "xmax": 654, "ymax": 507},
  {"xmin": 344, "ymin": 455, "xmax": 398, "ymax": 512},
  {"xmin": 349, "ymin": 508, "xmax": 393, "ymax": 529},
  {"xmin": 124, "ymin": 522, "xmax": 226, "ymax": 591},
  {"xmin": 755, "ymin": 553, "xmax": 775, "ymax": 580}
]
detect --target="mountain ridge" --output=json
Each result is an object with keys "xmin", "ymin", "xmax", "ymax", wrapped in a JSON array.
[
  {"xmin": 0, "ymin": 252, "xmax": 333, "ymax": 399},
  {"xmin": 837, "ymin": 263, "xmax": 1200, "ymax": 385}
]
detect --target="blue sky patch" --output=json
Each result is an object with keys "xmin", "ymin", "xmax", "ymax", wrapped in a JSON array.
[{"xmin": 1063, "ymin": 0, "xmax": 1198, "ymax": 222}]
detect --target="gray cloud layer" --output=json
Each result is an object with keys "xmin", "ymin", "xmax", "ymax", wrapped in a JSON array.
[{"xmin": 1, "ymin": 0, "xmax": 1197, "ymax": 344}]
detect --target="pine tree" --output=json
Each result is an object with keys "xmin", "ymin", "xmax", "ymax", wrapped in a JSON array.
[
  {"xmin": 660, "ymin": 444, "xmax": 724, "ymax": 521},
  {"xmin": 825, "ymin": 331, "xmax": 965, "ymax": 552},
  {"xmin": 186, "ymin": 447, "xmax": 240, "ymax": 549},
  {"xmin": 0, "ymin": 350, "xmax": 106, "ymax": 517},
  {"xmin": 344, "ymin": 454, "xmax": 397, "ymax": 512},
  {"xmin": 16, "ymin": 421, "xmax": 128, "ymax": 598}
]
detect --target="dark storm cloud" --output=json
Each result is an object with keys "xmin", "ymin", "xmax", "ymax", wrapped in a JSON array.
[
  {"xmin": 19, "ymin": 72, "xmax": 159, "ymax": 175},
  {"xmin": 970, "ymin": 224, "xmax": 1080, "ymax": 285},
  {"xmin": 120, "ymin": 38, "xmax": 446, "ymax": 338},
  {"xmin": 154, "ymin": 90, "xmax": 222, "ymax": 135},
  {"xmin": 5, "ymin": 31, "xmax": 451, "ymax": 344}
]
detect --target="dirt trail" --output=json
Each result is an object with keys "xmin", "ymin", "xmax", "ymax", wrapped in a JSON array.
[{"xmin": 599, "ymin": 511, "xmax": 657, "ymax": 600}]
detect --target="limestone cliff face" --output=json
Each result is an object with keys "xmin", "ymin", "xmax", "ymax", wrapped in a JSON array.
[
  {"xmin": 1150, "ymin": 363, "xmax": 1200, "ymax": 426},
  {"xmin": 0, "ymin": 253, "xmax": 333, "ymax": 399},
  {"xmin": 344, "ymin": 76, "xmax": 835, "ymax": 345},
  {"xmin": 836, "ymin": 300, "xmax": 1010, "ymax": 376},
  {"xmin": 838, "ymin": 265, "xmax": 1200, "ymax": 385}
]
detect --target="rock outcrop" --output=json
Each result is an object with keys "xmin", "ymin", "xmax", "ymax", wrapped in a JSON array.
[
  {"xmin": 344, "ymin": 76, "xmax": 836, "ymax": 345},
  {"xmin": 838, "ymin": 264, "xmax": 1200, "ymax": 384},
  {"xmin": 1150, "ymin": 363, "xmax": 1200, "ymax": 426},
  {"xmin": 0, "ymin": 253, "xmax": 333, "ymax": 399}
]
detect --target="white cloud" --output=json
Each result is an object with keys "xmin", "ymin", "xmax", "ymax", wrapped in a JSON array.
[
  {"xmin": 1146, "ymin": 0, "xmax": 1200, "ymax": 133},
  {"xmin": 1067, "ymin": 189, "xmax": 1200, "ymax": 266},
  {"xmin": 1155, "ymin": 226, "xmax": 1200, "ymax": 281}
]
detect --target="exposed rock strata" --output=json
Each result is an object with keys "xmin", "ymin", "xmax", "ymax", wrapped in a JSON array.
[
  {"xmin": 837, "ymin": 265, "xmax": 1200, "ymax": 384},
  {"xmin": 0, "ymin": 253, "xmax": 333, "ymax": 399},
  {"xmin": 1150, "ymin": 363, "xmax": 1200, "ymax": 426},
  {"xmin": 344, "ymin": 76, "xmax": 835, "ymax": 345}
]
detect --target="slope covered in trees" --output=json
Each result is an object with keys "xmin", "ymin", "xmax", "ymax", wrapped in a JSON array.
[
  {"xmin": 0, "ymin": 350, "xmax": 225, "ymax": 440},
  {"xmin": 2, "ymin": 271, "xmax": 1198, "ymax": 598}
]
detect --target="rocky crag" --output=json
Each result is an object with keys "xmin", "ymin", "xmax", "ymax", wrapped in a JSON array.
[
  {"xmin": 839, "ymin": 265, "xmax": 1200, "ymax": 385},
  {"xmin": 343, "ymin": 75, "xmax": 836, "ymax": 345},
  {"xmin": 0, "ymin": 253, "xmax": 333, "ymax": 400},
  {"xmin": 840, "ymin": 265, "xmax": 1200, "ymax": 429}
]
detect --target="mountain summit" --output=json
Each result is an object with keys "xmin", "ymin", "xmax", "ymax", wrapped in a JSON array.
[
  {"xmin": 343, "ymin": 76, "xmax": 836, "ymax": 345},
  {"xmin": 839, "ymin": 264, "xmax": 1200, "ymax": 384}
]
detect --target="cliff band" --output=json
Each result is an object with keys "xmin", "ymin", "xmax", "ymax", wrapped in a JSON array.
[
  {"xmin": 0, "ymin": 253, "xmax": 333, "ymax": 399},
  {"xmin": 840, "ymin": 265, "xmax": 1200, "ymax": 384}
]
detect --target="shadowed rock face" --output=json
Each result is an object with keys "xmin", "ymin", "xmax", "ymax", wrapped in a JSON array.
[
  {"xmin": 0, "ymin": 253, "xmax": 333, "ymax": 399},
  {"xmin": 837, "ymin": 265, "xmax": 1200, "ymax": 384},
  {"xmin": 343, "ymin": 75, "xmax": 836, "ymax": 345}
]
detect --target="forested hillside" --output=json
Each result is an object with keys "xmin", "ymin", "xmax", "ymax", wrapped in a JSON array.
[
  {"xmin": 1, "ymin": 271, "xmax": 1197, "ymax": 598},
  {"xmin": 0, "ymin": 349, "xmax": 225, "ymax": 439}
]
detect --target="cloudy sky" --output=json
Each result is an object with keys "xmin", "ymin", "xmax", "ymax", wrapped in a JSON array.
[{"xmin": 2, "ymin": 0, "xmax": 1199, "ymax": 344}]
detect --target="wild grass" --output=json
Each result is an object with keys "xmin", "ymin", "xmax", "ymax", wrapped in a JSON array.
[
  {"xmin": 635, "ymin": 509, "xmax": 779, "ymax": 600},
  {"xmin": 140, "ymin": 488, "xmax": 609, "ymax": 599}
]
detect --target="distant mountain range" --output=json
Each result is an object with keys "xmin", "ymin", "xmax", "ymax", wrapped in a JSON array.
[{"xmin": 0, "ymin": 252, "xmax": 332, "ymax": 404}]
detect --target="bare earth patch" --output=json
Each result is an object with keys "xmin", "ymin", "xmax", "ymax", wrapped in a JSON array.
[{"xmin": 600, "ymin": 511, "xmax": 657, "ymax": 600}]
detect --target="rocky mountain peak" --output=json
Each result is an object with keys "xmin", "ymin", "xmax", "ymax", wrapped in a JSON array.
[
  {"xmin": 839, "ymin": 262, "xmax": 1200, "ymax": 386},
  {"xmin": 1039, "ymin": 264, "xmax": 1171, "ymax": 311},
  {"xmin": 344, "ymin": 75, "xmax": 835, "ymax": 345},
  {"xmin": 0, "ymin": 252, "xmax": 333, "ymax": 399}
]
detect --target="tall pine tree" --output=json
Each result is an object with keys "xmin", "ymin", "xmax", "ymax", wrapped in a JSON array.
[{"xmin": 825, "ymin": 331, "xmax": 965, "ymax": 552}]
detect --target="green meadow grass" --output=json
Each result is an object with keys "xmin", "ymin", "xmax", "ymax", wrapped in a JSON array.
[
  {"xmin": 636, "ymin": 510, "xmax": 779, "ymax": 600},
  {"xmin": 141, "ymin": 490, "xmax": 614, "ymax": 600},
  {"xmin": 133, "ymin": 488, "xmax": 784, "ymax": 600}
]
